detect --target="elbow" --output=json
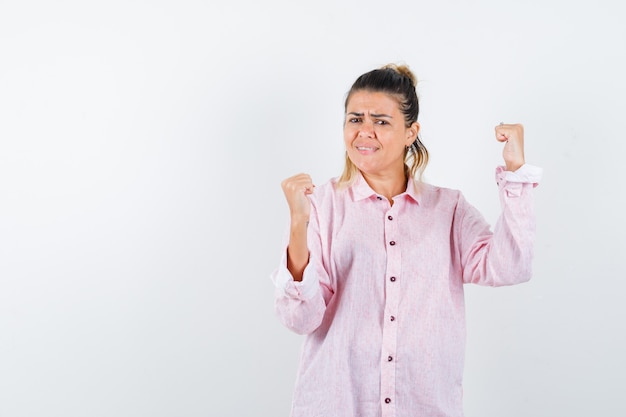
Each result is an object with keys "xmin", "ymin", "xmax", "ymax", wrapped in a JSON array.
[
  {"xmin": 488, "ymin": 262, "xmax": 533, "ymax": 286},
  {"xmin": 507, "ymin": 269, "xmax": 532, "ymax": 286},
  {"xmin": 514, "ymin": 264, "xmax": 533, "ymax": 284},
  {"xmin": 488, "ymin": 241, "xmax": 535, "ymax": 286},
  {"xmin": 285, "ymin": 318, "xmax": 322, "ymax": 336},
  {"xmin": 275, "ymin": 298, "xmax": 325, "ymax": 335},
  {"xmin": 506, "ymin": 247, "xmax": 535, "ymax": 285}
]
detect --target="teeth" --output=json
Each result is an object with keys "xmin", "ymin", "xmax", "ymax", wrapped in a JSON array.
[{"xmin": 357, "ymin": 147, "xmax": 375, "ymax": 151}]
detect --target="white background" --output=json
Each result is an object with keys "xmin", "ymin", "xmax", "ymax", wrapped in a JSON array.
[{"xmin": 1, "ymin": 0, "xmax": 625, "ymax": 416}]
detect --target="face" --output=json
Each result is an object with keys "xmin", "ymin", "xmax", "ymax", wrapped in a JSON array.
[{"xmin": 344, "ymin": 90, "xmax": 419, "ymax": 178}]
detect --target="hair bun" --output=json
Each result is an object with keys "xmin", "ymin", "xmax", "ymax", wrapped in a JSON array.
[{"xmin": 382, "ymin": 63, "xmax": 417, "ymax": 87}]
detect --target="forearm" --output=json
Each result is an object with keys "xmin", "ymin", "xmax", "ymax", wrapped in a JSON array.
[
  {"xmin": 462, "ymin": 165, "xmax": 541, "ymax": 286},
  {"xmin": 272, "ymin": 243, "xmax": 330, "ymax": 335},
  {"xmin": 275, "ymin": 286, "xmax": 326, "ymax": 335},
  {"xmin": 487, "ymin": 181, "xmax": 537, "ymax": 284},
  {"xmin": 281, "ymin": 173, "xmax": 315, "ymax": 281},
  {"xmin": 287, "ymin": 216, "xmax": 309, "ymax": 282}
]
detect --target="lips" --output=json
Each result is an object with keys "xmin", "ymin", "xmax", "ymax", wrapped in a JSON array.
[{"xmin": 355, "ymin": 144, "xmax": 379, "ymax": 154}]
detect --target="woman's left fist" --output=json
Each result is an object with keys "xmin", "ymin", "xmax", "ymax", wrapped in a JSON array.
[{"xmin": 495, "ymin": 123, "xmax": 525, "ymax": 172}]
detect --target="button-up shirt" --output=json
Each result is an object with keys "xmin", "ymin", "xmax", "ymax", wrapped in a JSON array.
[{"xmin": 272, "ymin": 165, "xmax": 542, "ymax": 417}]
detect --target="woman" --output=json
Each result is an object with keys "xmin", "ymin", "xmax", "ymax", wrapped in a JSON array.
[{"xmin": 271, "ymin": 64, "xmax": 541, "ymax": 417}]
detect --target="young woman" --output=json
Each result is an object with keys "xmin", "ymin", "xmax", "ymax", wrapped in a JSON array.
[{"xmin": 272, "ymin": 64, "xmax": 541, "ymax": 417}]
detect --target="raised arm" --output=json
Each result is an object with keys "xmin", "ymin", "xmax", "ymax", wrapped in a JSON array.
[
  {"xmin": 281, "ymin": 173, "xmax": 315, "ymax": 281},
  {"xmin": 271, "ymin": 173, "xmax": 332, "ymax": 335},
  {"xmin": 459, "ymin": 123, "xmax": 541, "ymax": 286}
]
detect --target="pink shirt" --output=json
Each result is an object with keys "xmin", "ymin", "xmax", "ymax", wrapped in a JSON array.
[{"xmin": 272, "ymin": 165, "xmax": 541, "ymax": 417}]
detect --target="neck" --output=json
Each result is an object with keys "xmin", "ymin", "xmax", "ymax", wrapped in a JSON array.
[{"xmin": 361, "ymin": 169, "xmax": 407, "ymax": 204}]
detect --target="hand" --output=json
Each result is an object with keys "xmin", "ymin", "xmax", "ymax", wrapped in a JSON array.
[
  {"xmin": 281, "ymin": 173, "xmax": 315, "ymax": 222},
  {"xmin": 495, "ymin": 123, "xmax": 525, "ymax": 172}
]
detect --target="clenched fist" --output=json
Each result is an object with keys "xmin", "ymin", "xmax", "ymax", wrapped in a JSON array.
[
  {"xmin": 495, "ymin": 123, "xmax": 525, "ymax": 172},
  {"xmin": 281, "ymin": 173, "xmax": 315, "ymax": 222}
]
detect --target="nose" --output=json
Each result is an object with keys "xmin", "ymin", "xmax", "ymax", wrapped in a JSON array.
[{"xmin": 358, "ymin": 120, "xmax": 375, "ymax": 138}]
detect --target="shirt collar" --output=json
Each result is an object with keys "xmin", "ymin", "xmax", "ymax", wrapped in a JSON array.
[{"xmin": 350, "ymin": 171, "xmax": 421, "ymax": 204}]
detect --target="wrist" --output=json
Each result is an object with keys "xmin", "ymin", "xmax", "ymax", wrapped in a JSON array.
[
  {"xmin": 505, "ymin": 161, "xmax": 524, "ymax": 172},
  {"xmin": 289, "ymin": 214, "xmax": 310, "ymax": 227}
]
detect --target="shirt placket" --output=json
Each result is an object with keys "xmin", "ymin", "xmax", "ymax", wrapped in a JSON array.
[{"xmin": 380, "ymin": 199, "xmax": 401, "ymax": 417}]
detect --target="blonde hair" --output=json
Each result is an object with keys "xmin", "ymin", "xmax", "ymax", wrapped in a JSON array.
[{"xmin": 338, "ymin": 64, "xmax": 429, "ymax": 187}]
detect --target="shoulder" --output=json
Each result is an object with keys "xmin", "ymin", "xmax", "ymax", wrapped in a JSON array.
[
  {"xmin": 308, "ymin": 177, "xmax": 352, "ymax": 216},
  {"xmin": 417, "ymin": 181, "xmax": 464, "ymax": 207},
  {"xmin": 416, "ymin": 182, "xmax": 479, "ymax": 226},
  {"xmin": 309, "ymin": 177, "xmax": 343, "ymax": 201}
]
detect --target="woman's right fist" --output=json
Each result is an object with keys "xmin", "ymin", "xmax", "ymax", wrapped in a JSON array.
[{"xmin": 281, "ymin": 173, "xmax": 315, "ymax": 221}]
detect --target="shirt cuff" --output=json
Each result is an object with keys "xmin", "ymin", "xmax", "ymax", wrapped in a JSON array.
[
  {"xmin": 271, "ymin": 248, "xmax": 320, "ymax": 300},
  {"xmin": 496, "ymin": 164, "xmax": 543, "ymax": 185}
]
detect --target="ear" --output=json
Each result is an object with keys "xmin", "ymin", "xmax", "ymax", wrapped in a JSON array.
[{"xmin": 405, "ymin": 122, "xmax": 420, "ymax": 146}]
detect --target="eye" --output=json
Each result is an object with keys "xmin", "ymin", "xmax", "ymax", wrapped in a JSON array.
[
  {"xmin": 348, "ymin": 117, "xmax": 361, "ymax": 123},
  {"xmin": 376, "ymin": 120, "xmax": 389, "ymax": 125}
]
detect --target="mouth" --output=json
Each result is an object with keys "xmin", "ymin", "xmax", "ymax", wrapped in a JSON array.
[{"xmin": 355, "ymin": 146, "xmax": 378, "ymax": 152}]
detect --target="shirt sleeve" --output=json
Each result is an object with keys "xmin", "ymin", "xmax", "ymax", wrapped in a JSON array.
[
  {"xmin": 270, "ymin": 202, "xmax": 334, "ymax": 335},
  {"xmin": 272, "ymin": 249, "xmax": 321, "ymax": 301},
  {"xmin": 457, "ymin": 164, "xmax": 542, "ymax": 286},
  {"xmin": 499, "ymin": 163, "xmax": 543, "ymax": 187}
]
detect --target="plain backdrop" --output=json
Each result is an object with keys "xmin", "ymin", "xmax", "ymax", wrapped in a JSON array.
[{"xmin": 1, "ymin": 0, "xmax": 625, "ymax": 416}]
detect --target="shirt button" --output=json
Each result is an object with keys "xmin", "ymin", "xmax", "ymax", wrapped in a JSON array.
[
  {"xmin": 377, "ymin": 196, "xmax": 383, "ymax": 200},
  {"xmin": 388, "ymin": 356, "xmax": 393, "ymax": 361},
  {"xmin": 387, "ymin": 215, "xmax": 393, "ymax": 220},
  {"xmin": 390, "ymin": 276, "xmax": 396, "ymax": 282},
  {"xmin": 390, "ymin": 316, "xmax": 395, "ymax": 321},
  {"xmin": 385, "ymin": 398, "xmax": 391, "ymax": 404},
  {"xmin": 389, "ymin": 241, "xmax": 396, "ymax": 246}
]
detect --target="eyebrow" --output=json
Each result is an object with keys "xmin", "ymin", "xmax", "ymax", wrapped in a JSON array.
[{"xmin": 347, "ymin": 112, "xmax": 393, "ymax": 118}]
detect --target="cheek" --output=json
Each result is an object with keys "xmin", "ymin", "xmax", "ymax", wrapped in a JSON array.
[{"xmin": 343, "ymin": 127, "xmax": 355, "ymax": 146}]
